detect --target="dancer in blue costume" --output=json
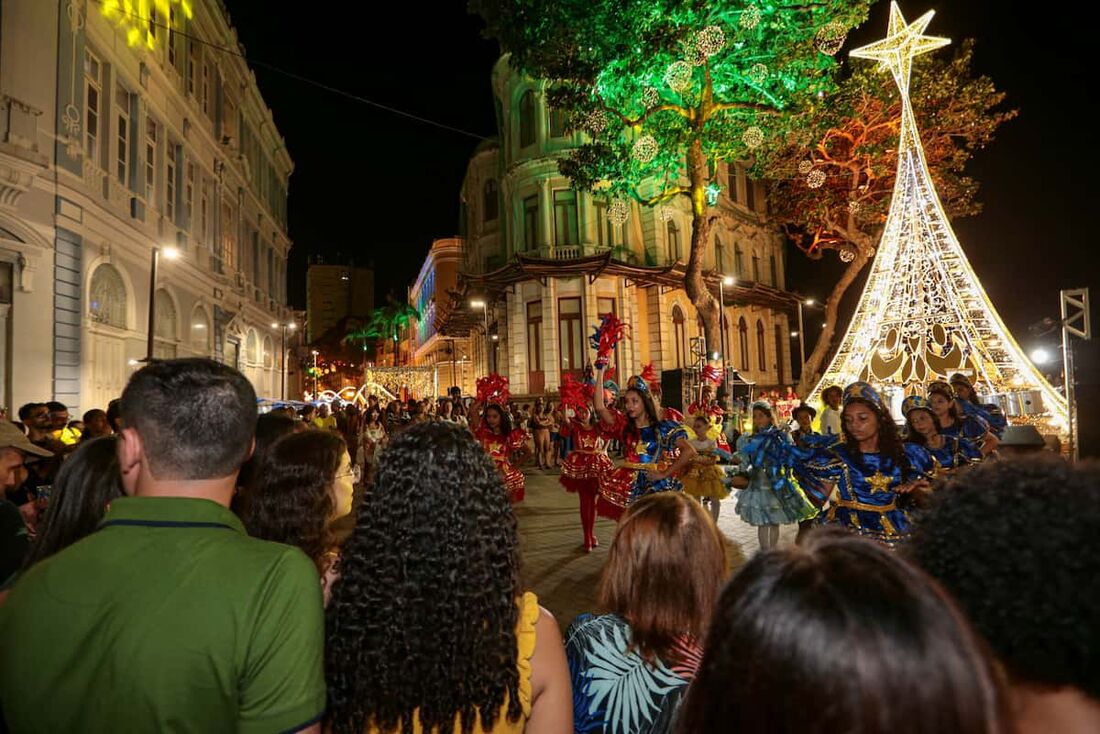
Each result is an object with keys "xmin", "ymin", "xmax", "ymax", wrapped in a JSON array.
[
  {"xmin": 745, "ymin": 382, "xmax": 935, "ymax": 546},
  {"xmin": 949, "ymin": 372, "xmax": 1009, "ymax": 438},
  {"xmin": 902, "ymin": 395, "xmax": 981, "ymax": 477},
  {"xmin": 927, "ymin": 381, "xmax": 998, "ymax": 456}
]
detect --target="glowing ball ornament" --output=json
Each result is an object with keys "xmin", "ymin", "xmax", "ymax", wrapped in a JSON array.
[
  {"xmin": 697, "ymin": 26, "xmax": 726, "ymax": 57},
  {"xmin": 742, "ymin": 126, "xmax": 764, "ymax": 150},
  {"xmin": 748, "ymin": 63, "xmax": 768, "ymax": 85},
  {"xmin": 632, "ymin": 134, "xmax": 659, "ymax": 163},
  {"xmin": 642, "ymin": 86, "xmax": 660, "ymax": 107},
  {"xmin": 838, "ymin": 248, "xmax": 856, "ymax": 263},
  {"xmin": 797, "ymin": 159, "xmax": 814, "ymax": 175},
  {"xmin": 582, "ymin": 109, "xmax": 609, "ymax": 134},
  {"xmin": 806, "ymin": 169, "xmax": 826, "ymax": 188},
  {"xmin": 665, "ymin": 61, "xmax": 694, "ymax": 93},
  {"xmin": 607, "ymin": 199, "xmax": 630, "ymax": 225},
  {"xmin": 740, "ymin": 4, "xmax": 761, "ymax": 30},
  {"xmin": 815, "ymin": 21, "xmax": 848, "ymax": 56}
]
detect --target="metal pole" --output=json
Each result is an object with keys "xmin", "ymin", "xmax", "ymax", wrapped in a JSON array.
[
  {"xmin": 484, "ymin": 304, "xmax": 491, "ymax": 374},
  {"xmin": 146, "ymin": 247, "xmax": 159, "ymax": 361},
  {"xmin": 719, "ymin": 279, "xmax": 727, "ymax": 372},
  {"xmin": 312, "ymin": 351, "xmax": 318, "ymax": 398},
  {"xmin": 280, "ymin": 327, "xmax": 287, "ymax": 401},
  {"xmin": 450, "ymin": 338, "xmax": 456, "ymax": 390},
  {"xmin": 797, "ymin": 302, "xmax": 806, "ymax": 380}
]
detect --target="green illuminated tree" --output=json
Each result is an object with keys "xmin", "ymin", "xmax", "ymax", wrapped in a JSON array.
[
  {"xmin": 758, "ymin": 39, "xmax": 1016, "ymax": 393},
  {"xmin": 343, "ymin": 298, "xmax": 420, "ymax": 366},
  {"xmin": 471, "ymin": 0, "xmax": 872, "ymax": 356}
]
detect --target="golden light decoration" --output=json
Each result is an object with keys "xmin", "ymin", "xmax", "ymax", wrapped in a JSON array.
[
  {"xmin": 848, "ymin": 199, "xmax": 861, "ymax": 213},
  {"xmin": 806, "ymin": 169, "xmax": 826, "ymax": 188},
  {"xmin": 632, "ymin": 134, "xmax": 659, "ymax": 163},
  {"xmin": 740, "ymin": 4, "xmax": 761, "ymax": 30},
  {"xmin": 642, "ymin": 86, "xmax": 660, "ymax": 107},
  {"xmin": 363, "ymin": 366, "xmax": 438, "ymax": 400},
  {"xmin": 665, "ymin": 61, "xmax": 694, "ymax": 93},
  {"xmin": 101, "ymin": 0, "xmax": 193, "ymax": 49},
  {"xmin": 815, "ymin": 21, "xmax": 848, "ymax": 56},
  {"xmin": 697, "ymin": 25, "xmax": 726, "ymax": 57},
  {"xmin": 582, "ymin": 109, "xmax": 609, "ymax": 134},
  {"xmin": 742, "ymin": 126, "xmax": 764, "ymax": 150},
  {"xmin": 808, "ymin": 2, "xmax": 1067, "ymax": 437},
  {"xmin": 658, "ymin": 205, "xmax": 675, "ymax": 222},
  {"xmin": 607, "ymin": 199, "xmax": 630, "ymax": 225},
  {"xmin": 838, "ymin": 248, "xmax": 855, "ymax": 263},
  {"xmin": 747, "ymin": 63, "xmax": 768, "ymax": 85},
  {"xmin": 797, "ymin": 159, "xmax": 814, "ymax": 175}
]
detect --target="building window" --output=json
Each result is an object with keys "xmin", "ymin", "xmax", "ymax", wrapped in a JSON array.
[
  {"xmin": 526, "ymin": 300, "xmax": 543, "ymax": 373},
  {"xmin": 552, "ymin": 189, "xmax": 579, "ymax": 246},
  {"xmin": 267, "ymin": 247, "xmax": 275, "ymax": 295},
  {"xmin": 202, "ymin": 57, "xmax": 211, "ymax": 118},
  {"xmin": 558, "ymin": 297, "xmax": 583, "ymax": 377},
  {"xmin": 199, "ymin": 182, "xmax": 209, "ymax": 245},
  {"xmin": 222, "ymin": 90, "xmax": 238, "ymax": 141},
  {"xmin": 519, "ymin": 90, "xmax": 536, "ymax": 148},
  {"xmin": 145, "ymin": 116, "xmax": 157, "ymax": 206},
  {"xmin": 167, "ymin": 8, "xmax": 178, "ymax": 68},
  {"xmin": 166, "ymin": 143, "xmax": 177, "ymax": 221},
  {"xmin": 221, "ymin": 201, "xmax": 237, "ymax": 272},
  {"xmin": 757, "ymin": 319, "xmax": 767, "ymax": 371},
  {"xmin": 734, "ymin": 243, "xmax": 744, "ymax": 277},
  {"xmin": 251, "ymin": 231, "xmax": 260, "ymax": 284},
  {"xmin": 752, "ymin": 252, "xmax": 760, "ymax": 282},
  {"xmin": 769, "ymin": 254, "xmax": 778, "ymax": 287},
  {"xmin": 672, "ymin": 305, "xmax": 687, "ymax": 369},
  {"xmin": 89, "ymin": 264, "xmax": 127, "ymax": 328},
  {"xmin": 154, "ymin": 289, "xmax": 177, "ymax": 343},
  {"xmin": 185, "ymin": 162, "xmax": 195, "ymax": 228},
  {"xmin": 522, "ymin": 194, "xmax": 538, "ymax": 251},
  {"xmin": 483, "ymin": 179, "xmax": 498, "ymax": 222},
  {"xmin": 745, "ymin": 174, "xmax": 756, "ymax": 212},
  {"xmin": 188, "ymin": 38, "xmax": 198, "ymax": 96},
  {"xmin": 666, "ymin": 220, "xmax": 681, "ymax": 263},
  {"xmin": 728, "ymin": 162, "xmax": 737, "ymax": 201},
  {"xmin": 739, "ymin": 317, "xmax": 749, "ymax": 370},
  {"xmin": 246, "ymin": 330, "xmax": 259, "ymax": 367},
  {"xmin": 548, "ymin": 105, "xmax": 568, "ymax": 138},
  {"xmin": 147, "ymin": 4, "xmax": 158, "ymax": 40},
  {"xmin": 115, "ymin": 86, "xmax": 130, "ymax": 185},
  {"xmin": 594, "ymin": 201, "xmax": 619, "ymax": 249},
  {"xmin": 84, "ymin": 49, "xmax": 102, "ymax": 165},
  {"xmin": 191, "ymin": 306, "xmax": 212, "ymax": 354},
  {"xmin": 715, "ymin": 233, "xmax": 725, "ymax": 274}
]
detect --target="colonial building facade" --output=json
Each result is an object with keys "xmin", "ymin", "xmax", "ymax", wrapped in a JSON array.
[
  {"xmin": 0, "ymin": 0, "xmax": 292, "ymax": 413},
  {"xmin": 406, "ymin": 238, "xmax": 475, "ymax": 396},
  {"xmin": 438, "ymin": 57, "xmax": 798, "ymax": 404}
]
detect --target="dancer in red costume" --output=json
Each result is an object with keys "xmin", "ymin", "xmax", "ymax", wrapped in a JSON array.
[
  {"xmin": 470, "ymin": 374, "xmax": 529, "ymax": 503},
  {"xmin": 559, "ymin": 402, "xmax": 614, "ymax": 552}
]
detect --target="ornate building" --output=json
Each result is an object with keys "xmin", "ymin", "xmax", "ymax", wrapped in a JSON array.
[
  {"xmin": 439, "ymin": 57, "xmax": 799, "ymax": 404},
  {"xmin": 406, "ymin": 238, "xmax": 475, "ymax": 396},
  {"xmin": 0, "ymin": 0, "xmax": 293, "ymax": 412}
]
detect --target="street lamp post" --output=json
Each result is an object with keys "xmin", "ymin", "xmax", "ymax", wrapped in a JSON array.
[
  {"xmin": 719, "ymin": 276, "xmax": 734, "ymax": 380},
  {"xmin": 796, "ymin": 299, "xmax": 811, "ymax": 376},
  {"xmin": 146, "ymin": 245, "xmax": 179, "ymax": 361},
  {"xmin": 470, "ymin": 299, "xmax": 490, "ymax": 374},
  {"xmin": 271, "ymin": 321, "xmax": 297, "ymax": 400}
]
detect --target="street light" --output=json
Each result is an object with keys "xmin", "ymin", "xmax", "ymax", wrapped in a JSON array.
[
  {"xmin": 794, "ymin": 298, "xmax": 822, "ymax": 382},
  {"xmin": 1030, "ymin": 347, "xmax": 1052, "ymax": 365},
  {"xmin": 146, "ymin": 245, "xmax": 179, "ymax": 361},
  {"xmin": 272, "ymin": 321, "xmax": 297, "ymax": 400},
  {"xmin": 470, "ymin": 298, "xmax": 491, "ymax": 373}
]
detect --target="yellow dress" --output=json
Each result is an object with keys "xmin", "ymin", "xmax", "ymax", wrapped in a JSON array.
[
  {"xmin": 681, "ymin": 438, "xmax": 729, "ymax": 500},
  {"xmin": 366, "ymin": 592, "xmax": 539, "ymax": 734}
]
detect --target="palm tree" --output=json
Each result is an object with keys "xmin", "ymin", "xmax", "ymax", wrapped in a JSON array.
[{"xmin": 343, "ymin": 298, "xmax": 420, "ymax": 366}]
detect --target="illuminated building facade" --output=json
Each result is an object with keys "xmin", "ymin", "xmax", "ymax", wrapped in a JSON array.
[
  {"xmin": 406, "ymin": 238, "xmax": 475, "ymax": 395},
  {"xmin": 0, "ymin": 0, "xmax": 293, "ymax": 410}
]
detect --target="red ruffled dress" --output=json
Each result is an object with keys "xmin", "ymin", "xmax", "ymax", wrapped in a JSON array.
[
  {"xmin": 559, "ymin": 423, "xmax": 614, "ymax": 495},
  {"xmin": 597, "ymin": 410, "xmax": 689, "ymax": 520},
  {"xmin": 476, "ymin": 426, "xmax": 527, "ymax": 503}
]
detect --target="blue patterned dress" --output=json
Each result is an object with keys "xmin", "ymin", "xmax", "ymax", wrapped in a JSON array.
[
  {"xmin": 566, "ymin": 613, "xmax": 701, "ymax": 734},
  {"xmin": 733, "ymin": 429, "xmax": 818, "ymax": 526},
  {"xmin": 917, "ymin": 435, "xmax": 981, "ymax": 476},
  {"xmin": 597, "ymin": 412, "xmax": 689, "ymax": 520}
]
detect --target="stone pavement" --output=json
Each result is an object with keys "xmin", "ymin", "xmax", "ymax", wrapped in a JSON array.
[{"xmin": 514, "ymin": 467, "xmax": 797, "ymax": 630}]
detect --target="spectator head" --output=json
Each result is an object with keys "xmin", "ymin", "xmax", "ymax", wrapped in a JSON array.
[
  {"xmin": 600, "ymin": 492, "xmax": 726, "ymax": 663},
  {"xmin": 909, "ymin": 457, "xmax": 1100, "ymax": 702},
  {"xmin": 681, "ymin": 531, "xmax": 1007, "ymax": 734},
  {"xmin": 81, "ymin": 409, "xmax": 111, "ymax": 439},
  {"xmin": 106, "ymin": 398, "xmax": 123, "ymax": 432},
  {"xmin": 242, "ymin": 430, "xmax": 351, "ymax": 573},
  {"xmin": 0, "ymin": 421, "xmax": 52, "ymax": 490},
  {"xmin": 300, "ymin": 404, "xmax": 316, "ymax": 421},
  {"xmin": 21, "ymin": 436, "xmax": 122, "ymax": 570},
  {"xmin": 235, "ymin": 412, "xmax": 299, "ymax": 499},
  {"xmin": 318, "ymin": 403, "xmax": 331, "ymax": 418},
  {"xmin": 117, "ymin": 359, "xmax": 256, "ymax": 497},
  {"xmin": 792, "ymin": 405, "xmax": 815, "ymax": 430},
  {"xmin": 18, "ymin": 403, "xmax": 50, "ymax": 435},
  {"xmin": 821, "ymin": 385, "xmax": 843, "ymax": 409},
  {"xmin": 45, "ymin": 401, "xmax": 69, "ymax": 430},
  {"xmin": 325, "ymin": 421, "xmax": 522, "ymax": 734}
]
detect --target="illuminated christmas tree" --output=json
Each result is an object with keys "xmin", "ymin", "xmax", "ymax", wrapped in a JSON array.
[{"xmin": 809, "ymin": 3, "xmax": 1067, "ymax": 429}]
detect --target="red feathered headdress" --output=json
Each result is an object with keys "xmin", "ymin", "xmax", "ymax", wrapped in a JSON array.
[
  {"xmin": 701, "ymin": 364, "xmax": 724, "ymax": 386},
  {"xmin": 590, "ymin": 313, "xmax": 628, "ymax": 369},
  {"xmin": 476, "ymin": 374, "xmax": 510, "ymax": 406}
]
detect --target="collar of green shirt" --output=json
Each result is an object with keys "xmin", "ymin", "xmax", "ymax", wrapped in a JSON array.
[{"xmin": 98, "ymin": 496, "xmax": 245, "ymax": 533}]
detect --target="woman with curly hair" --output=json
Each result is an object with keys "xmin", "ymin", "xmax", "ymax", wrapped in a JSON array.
[
  {"xmin": 680, "ymin": 530, "xmax": 1010, "ymax": 733},
  {"xmin": 242, "ymin": 430, "xmax": 356, "ymax": 605},
  {"xmin": 567, "ymin": 492, "xmax": 726, "ymax": 734},
  {"xmin": 324, "ymin": 421, "xmax": 571, "ymax": 734}
]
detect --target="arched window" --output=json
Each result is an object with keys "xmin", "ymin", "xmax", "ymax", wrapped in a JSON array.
[
  {"xmin": 263, "ymin": 335, "xmax": 274, "ymax": 369},
  {"xmin": 89, "ymin": 263, "xmax": 127, "ymax": 328},
  {"xmin": 190, "ymin": 305, "xmax": 211, "ymax": 354},
  {"xmin": 483, "ymin": 179, "xmax": 498, "ymax": 222},
  {"xmin": 738, "ymin": 317, "xmax": 749, "ymax": 371},
  {"xmin": 246, "ymin": 329, "xmax": 259, "ymax": 366},
  {"xmin": 672, "ymin": 305, "xmax": 687, "ymax": 369},
  {"xmin": 666, "ymin": 220, "xmax": 681, "ymax": 263},
  {"xmin": 714, "ymin": 233, "xmax": 725, "ymax": 274},
  {"xmin": 548, "ymin": 104, "xmax": 568, "ymax": 138},
  {"xmin": 734, "ymin": 243, "xmax": 744, "ymax": 276},
  {"xmin": 756, "ymin": 319, "xmax": 767, "ymax": 371},
  {"xmin": 154, "ymin": 289, "xmax": 176, "ymax": 341},
  {"xmin": 519, "ymin": 90, "xmax": 536, "ymax": 148}
]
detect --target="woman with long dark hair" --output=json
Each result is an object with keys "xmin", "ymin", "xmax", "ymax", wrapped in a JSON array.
[
  {"xmin": 358, "ymin": 406, "xmax": 387, "ymax": 478},
  {"xmin": 948, "ymin": 372, "xmax": 1008, "ymax": 437},
  {"xmin": 568, "ymin": 492, "xmax": 726, "ymax": 734},
  {"xmin": 470, "ymin": 377, "xmax": 530, "ymax": 503},
  {"xmin": 680, "ymin": 531, "xmax": 1009, "ymax": 733},
  {"xmin": 903, "ymin": 395, "xmax": 981, "ymax": 475},
  {"xmin": 21, "ymin": 436, "xmax": 123, "ymax": 570},
  {"xmin": 242, "ymin": 430, "xmax": 356, "ymax": 605},
  {"xmin": 325, "ymin": 421, "xmax": 571, "ymax": 734},
  {"xmin": 928, "ymin": 381, "xmax": 998, "ymax": 456},
  {"xmin": 233, "ymin": 412, "xmax": 298, "ymax": 514},
  {"xmin": 593, "ymin": 363, "xmax": 695, "ymax": 520},
  {"xmin": 530, "ymin": 398, "xmax": 552, "ymax": 469}
]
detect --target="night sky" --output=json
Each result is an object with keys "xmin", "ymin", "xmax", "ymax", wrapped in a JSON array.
[{"xmin": 225, "ymin": 1, "xmax": 1096, "ymax": 355}]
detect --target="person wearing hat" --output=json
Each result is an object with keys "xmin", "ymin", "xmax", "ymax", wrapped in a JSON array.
[
  {"xmin": 902, "ymin": 395, "xmax": 981, "ymax": 475},
  {"xmin": 0, "ymin": 421, "xmax": 54, "ymax": 588},
  {"xmin": 927, "ymin": 381, "xmax": 999, "ymax": 456},
  {"xmin": 790, "ymin": 403, "xmax": 819, "ymax": 447},
  {"xmin": 819, "ymin": 385, "xmax": 843, "ymax": 438},
  {"xmin": 948, "ymin": 373, "xmax": 1008, "ymax": 438},
  {"xmin": 741, "ymin": 382, "xmax": 935, "ymax": 546}
]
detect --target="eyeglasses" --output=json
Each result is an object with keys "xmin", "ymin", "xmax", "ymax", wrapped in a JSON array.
[{"xmin": 337, "ymin": 466, "xmax": 362, "ymax": 484}]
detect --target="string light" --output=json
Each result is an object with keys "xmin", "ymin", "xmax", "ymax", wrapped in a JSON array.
[
  {"xmin": 808, "ymin": 2, "xmax": 1067, "ymax": 435},
  {"xmin": 815, "ymin": 21, "xmax": 848, "ymax": 56},
  {"xmin": 742, "ymin": 126, "xmax": 764, "ymax": 150},
  {"xmin": 608, "ymin": 199, "xmax": 630, "ymax": 225},
  {"xmin": 748, "ymin": 63, "xmax": 769, "ymax": 85},
  {"xmin": 806, "ymin": 170, "xmax": 826, "ymax": 188},
  {"xmin": 632, "ymin": 134, "xmax": 659, "ymax": 162},
  {"xmin": 582, "ymin": 109, "xmax": 609, "ymax": 134},
  {"xmin": 797, "ymin": 159, "xmax": 814, "ymax": 175},
  {"xmin": 642, "ymin": 86, "xmax": 660, "ymax": 107},
  {"xmin": 740, "ymin": 5, "xmax": 761, "ymax": 30},
  {"xmin": 838, "ymin": 248, "xmax": 855, "ymax": 263},
  {"xmin": 664, "ymin": 61, "xmax": 693, "ymax": 93},
  {"xmin": 848, "ymin": 199, "xmax": 861, "ymax": 213},
  {"xmin": 697, "ymin": 26, "xmax": 726, "ymax": 57}
]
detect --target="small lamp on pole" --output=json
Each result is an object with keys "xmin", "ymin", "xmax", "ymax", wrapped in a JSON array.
[{"xmin": 146, "ymin": 245, "xmax": 180, "ymax": 361}]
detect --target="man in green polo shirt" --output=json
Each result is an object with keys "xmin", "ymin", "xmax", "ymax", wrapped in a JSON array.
[{"xmin": 0, "ymin": 359, "xmax": 326, "ymax": 732}]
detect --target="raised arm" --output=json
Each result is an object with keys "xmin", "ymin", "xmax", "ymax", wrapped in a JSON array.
[
  {"xmin": 593, "ymin": 364, "xmax": 616, "ymax": 427},
  {"xmin": 468, "ymin": 400, "xmax": 483, "ymax": 432}
]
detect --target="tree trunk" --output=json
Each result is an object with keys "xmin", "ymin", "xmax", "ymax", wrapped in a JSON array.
[
  {"xmin": 682, "ymin": 139, "xmax": 721, "ymax": 364},
  {"xmin": 795, "ymin": 250, "xmax": 870, "ymax": 396}
]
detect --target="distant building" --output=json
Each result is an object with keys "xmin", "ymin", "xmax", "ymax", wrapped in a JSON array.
[
  {"xmin": 0, "ymin": 0, "xmax": 293, "ymax": 409},
  {"xmin": 406, "ymin": 238, "xmax": 474, "ymax": 395},
  {"xmin": 306, "ymin": 259, "xmax": 374, "ymax": 343}
]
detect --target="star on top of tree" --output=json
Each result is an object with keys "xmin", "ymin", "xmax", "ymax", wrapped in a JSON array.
[{"xmin": 850, "ymin": 2, "xmax": 950, "ymax": 92}]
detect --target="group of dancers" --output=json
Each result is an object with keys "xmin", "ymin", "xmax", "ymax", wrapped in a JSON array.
[{"xmin": 469, "ymin": 312, "xmax": 1010, "ymax": 550}]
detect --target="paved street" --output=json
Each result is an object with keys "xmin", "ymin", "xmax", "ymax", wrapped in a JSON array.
[{"xmin": 514, "ymin": 467, "xmax": 798, "ymax": 630}]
